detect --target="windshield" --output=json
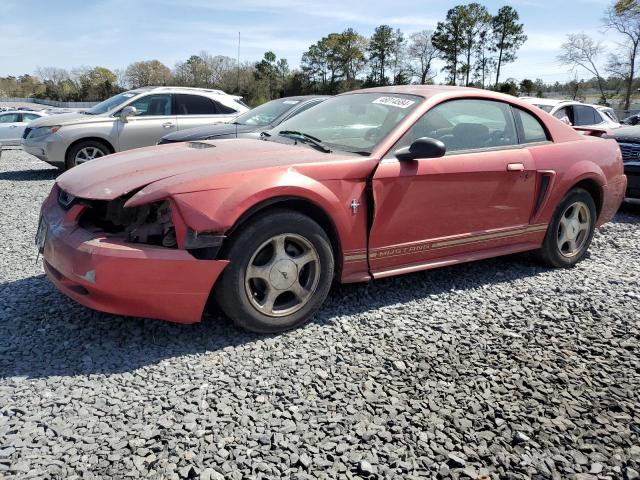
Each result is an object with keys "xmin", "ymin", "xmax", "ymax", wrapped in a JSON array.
[
  {"xmin": 271, "ymin": 93, "xmax": 422, "ymax": 154},
  {"xmin": 533, "ymin": 104, "xmax": 554, "ymax": 113},
  {"xmin": 86, "ymin": 91, "xmax": 142, "ymax": 115},
  {"xmin": 235, "ymin": 98, "xmax": 300, "ymax": 126}
]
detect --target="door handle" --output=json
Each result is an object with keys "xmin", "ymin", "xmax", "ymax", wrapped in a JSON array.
[
  {"xmin": 9, "ymin": 125, "xmax": 17, "ymax": 128},
  {"xmin": 162, "ymin": 122, "xmax": 174, "ymax": 128},
  {"xmin": 507, "ymin": 163, "xmax": 525, "ymax": 171}
]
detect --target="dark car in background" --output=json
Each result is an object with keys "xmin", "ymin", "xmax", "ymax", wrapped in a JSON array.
[
  {"xmin": 158, "ymin": 95, "xmax": 328, "ymax": 144},
  {"xmin": 610, "ymin": 126, "xmax": 640, "ymax": 199}
]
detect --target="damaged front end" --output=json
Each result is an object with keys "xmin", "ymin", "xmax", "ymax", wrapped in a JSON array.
[{"xmin": 66, "ymin": 189, "xmax": 225, "ymax": 259}]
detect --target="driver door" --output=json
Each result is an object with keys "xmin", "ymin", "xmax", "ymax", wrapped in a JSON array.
[
  {"xmin": 368, "ymin": 99, "xmax": 538, "ymax": 274},
  {"xmin": 117, "ymin": 93, "xmax": 177, "ymax": 151}
]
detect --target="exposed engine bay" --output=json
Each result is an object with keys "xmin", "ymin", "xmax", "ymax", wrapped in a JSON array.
[{"xmin": 78, "ymin": 196, "xmax": 177, "ymax": 248}]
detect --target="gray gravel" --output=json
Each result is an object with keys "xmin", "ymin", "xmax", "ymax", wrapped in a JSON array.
[{"xmin": 1, "ymin": 148, "xmax": 639, "ymax": 479}]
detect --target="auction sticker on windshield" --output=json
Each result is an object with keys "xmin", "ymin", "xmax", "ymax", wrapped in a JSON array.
[{"xmin": 372, "ymin": 96, "xmax": 416, "ymax": 109}]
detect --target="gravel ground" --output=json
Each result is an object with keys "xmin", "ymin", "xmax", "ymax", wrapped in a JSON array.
[{"xmin": 1, "ymin": 148, "xmax": 639, "ymax": 480}]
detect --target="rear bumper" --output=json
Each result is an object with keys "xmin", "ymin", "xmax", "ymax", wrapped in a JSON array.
[
  {"xmin": 598, "ymin": 174, "xmax": 627, "ymax": 226},
  {"xmin": 41, "ymin": 192, "xmax": 229, "ymax": 323},
  {"xmin": 624, "ymin": 162, "xmax": 640, "ymax": 199}
]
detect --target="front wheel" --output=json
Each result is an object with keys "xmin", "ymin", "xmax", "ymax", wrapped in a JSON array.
[
  {"xmin": 65, "ymin": 140, "xmax": 110, "ymax": 170},
  {"xmin": 216, "ymin": 209, "xmax": 335, "ymax": 333},
  {"xmin": 536, "ymin": 188, "xmax": 597, "ymax": 268}
]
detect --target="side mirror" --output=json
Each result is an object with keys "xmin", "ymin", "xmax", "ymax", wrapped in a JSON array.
[
  {"xmin": 395, "ymin": 137, "xmax": 446, "ymax": 161},
  {"xmin": 119, "ymin": 106, "xmax": 138, "ymax": 123}
]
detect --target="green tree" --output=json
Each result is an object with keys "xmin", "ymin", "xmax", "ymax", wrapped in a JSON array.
[
  {"xmin": 336, "ymin": 28, "xmax": 367, "ymax": 87},
  {"xmin": 491, "ymin": 6, "xmax": 527, "ymax": 88},
  {"xmin": 124, "ymin": 60, "xmax": 171, "ymax": 88},
  {"xmin": 519, "ymin": 78, "xmax": 535, "ymax": 95},
  {"xmin": 368, "ymin": 25, "xmax": 399, "ymax": 85},
  {"xmin": 78, "ymin": 67, "xmax": 118, "ymax": 100},
  {"xmin": 433, "ymin": 6, "xmax": 466, "ymax": 85},
  {"xmin": 459, "ymin": 3, "xmax": 492, "ymax": 86}
]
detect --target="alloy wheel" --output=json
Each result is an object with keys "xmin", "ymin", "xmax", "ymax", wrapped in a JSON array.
[
  {"xmin": 75, "ymin": 147, "xmax": 105, "ymax": 165},
  {"xmin": 557, "ymin": 201, "xmax": 591, "ymax": 258},
  {"xmin": 244, "ymin": 233, "xmax": 320, "ymax": 317}
]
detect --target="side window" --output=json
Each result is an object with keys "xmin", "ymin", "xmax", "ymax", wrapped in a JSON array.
[
  {"xmin": 394, "ymin": 99, "xmax": 518, "ymax": 154},
  {"xmin": 0, "ymin": 113, "xmax": 20, "ymax": 123},
  {"xmin": 553, "ymin": 107, "xmax": 572, "ymax": 125},
  {"xmin": 175, "ymin": 94, "xmax": 218, "ymax": 115},
  {"xmin": 514, "ymin": 108, "xmax": 549, "ymax": 143},
  {"xmin": 22, "ymin": 113, "xmax": 41, "ymax": 122},
  {"xmin": 128, "ymin": 94, "xmax": 173, "ymax": 116},
  {"xmin": 573, "ymin": 105, "xmax": 599, "ymax": 126},
  {"xmin": 213, "ymin": 101, "xmax": 237, "ymax": 115}
]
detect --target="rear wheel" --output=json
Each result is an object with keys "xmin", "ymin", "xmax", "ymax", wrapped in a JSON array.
[
  {"xmin": 216, "ymin": 209, "xmax": 334, "ymax": 333},
  {"xmin": 65, "ymin": 140, "xmax": 110, "ymax": 170},
  {"xmin": 536, "ymin": 188, "xmax": 596, "ymax": 268}
]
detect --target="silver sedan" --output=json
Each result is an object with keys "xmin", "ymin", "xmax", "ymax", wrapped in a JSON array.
[{"xmin": 0, "ymin": 110, "xmax": 47, "ymax": 146}]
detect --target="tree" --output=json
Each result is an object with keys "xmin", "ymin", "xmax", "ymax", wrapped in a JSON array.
[
  {"xmin": 368, "ymin": 25, "xmax": 399, "ymax": 85},
  {"xmin": 124, "ymin": 60, "xmax": 171, "ymax": 88},
  {"xmin": 519, "ymin": 78, "xmax": 535, "ymax": 95},
  {"xmin": 75, "ymin": 67, "xmax": 118, "ymax": 101},
  {"xmin": 497, "ymin": 78, "xmax": 518, "ymax": 96},
  {"xmin": 558, "ymin": 33, "xmax": 608, "ymax": 104},
  {"xmin": 301, "ymin": 43, "xmax": 329, "ymax": 90},
  {"xmin": 337, "ymin": 28, "xmax": 367, "ymax": 87},
  {"xmin": 433, "ymin": 6, "xmax": 466, "ymax": 85},
  {"xmin": 255, "ymin": 51, "xmax": 285, "ymax": 99},
  {"xmin": 474, "ymin": 29, "xmax": 496, "ymax": 87},
  {"xmin": 491, "ymin": 6, "xmax": 527, "ymax": 88},
  {"xmin": 408, "ymin": 30, "xmax": 438, "ymax": 84},
  {"xmin": 459, "ymin": 3, "xmax": 492, "ymax": 86},
  {"xmin": 301, "ymin": 29, "xmax": 367, "ymax": 93},
  {"xmin": 603, "ymin": 0, "xmax": 640, "ymax": 110}
]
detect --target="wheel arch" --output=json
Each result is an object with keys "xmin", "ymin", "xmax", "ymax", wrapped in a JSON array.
[
  {"xmin": 570, "ymin": 177, "xmax": 603, "ymax": 216},
  {"xmin": 65, "ymin": 137, "xmax": 115, "ymax": 161},
  {"xmin": 224, "ymin": 196, "xmax": 344, "ymax": 278}
]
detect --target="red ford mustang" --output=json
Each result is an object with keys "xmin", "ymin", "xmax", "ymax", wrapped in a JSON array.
[{"xmin": 37, "ymin": 86, "xmax": 626, "ymax": 333}]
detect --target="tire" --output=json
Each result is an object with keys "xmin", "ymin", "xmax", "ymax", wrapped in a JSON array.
[
  {"xmin": 65, "ymin": 140, "xmax": 110, "ymax": 170},
  {"xmin": 216, "ymin": 209, "xmax": 335, "ymax": 333},
  {"xmin": 536, "ymin": 188, "xmax": 597, "ymax": 268}
]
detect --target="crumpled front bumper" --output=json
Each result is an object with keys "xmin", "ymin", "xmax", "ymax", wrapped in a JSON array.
[{"xmin": 40, "ymin": 189, "xmax": 229, "ymax": 323}]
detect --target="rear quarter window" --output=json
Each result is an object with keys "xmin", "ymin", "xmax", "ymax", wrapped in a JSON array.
[{"xmin": 514, "ymin": 108, "xmax": 549, "ymax": 143}]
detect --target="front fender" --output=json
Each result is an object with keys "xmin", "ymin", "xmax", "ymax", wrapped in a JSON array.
[{"xmin": 170, "ymin": 168, "xmax": 355, "ymax": 240}]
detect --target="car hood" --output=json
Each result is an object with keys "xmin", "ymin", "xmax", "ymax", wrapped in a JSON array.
[
  {"xmin": 57, "ymin": 138, "xmax": 353, "ymax": 200},
  {"xmin": 27, "ymin": 111, "xmax": 111, "ymax": 128},
  {"xmin": 611, "ymin": 125, "xmax": 640, "ymax": 143},
  {"xmin": 161, "ymin": 123, "xmax": 262, "ymax": 143}
]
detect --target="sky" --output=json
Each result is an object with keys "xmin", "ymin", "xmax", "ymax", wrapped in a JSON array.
[{"xmin": 0, "ymin": 0, "xmax": 618, "ymax": 84}]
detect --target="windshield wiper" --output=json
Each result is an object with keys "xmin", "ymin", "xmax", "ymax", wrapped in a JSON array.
[{"xmin": 278, "ymin": 130, "xmax": 331, "ymax": 153}]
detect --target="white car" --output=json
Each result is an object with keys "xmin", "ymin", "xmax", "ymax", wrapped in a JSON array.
[
  {"xmin": 0, "ymin": 110, "xmax": 47, "ymax": 146},
  {"xmin": 22, "ymin": 87, "xmax": 249, "ymax": 170},
  {"xmin": 520, "ymin": 97, "xmax": 620, "ymax": 130}
]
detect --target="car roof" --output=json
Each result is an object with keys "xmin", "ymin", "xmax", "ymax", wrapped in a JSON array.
[
  {"xmin": 129, "ymin": 86, "xmax": 233, "ymax": 96},
  {"xmin": 520, "ymin": 97, "xmax": 578, "ymax": 107},
  {"xmin": 0, "ymin": 110, "xmax": 44, "ymax": 114}
]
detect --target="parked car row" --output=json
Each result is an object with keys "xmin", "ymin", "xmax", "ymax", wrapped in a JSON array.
[
  {"xmin": 22, "ymin": 86, "xmax": 249, "ymax": 169},
  {"xmin": 34, "ymin": 85, "xmax": 626, "ymax": 334}
]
